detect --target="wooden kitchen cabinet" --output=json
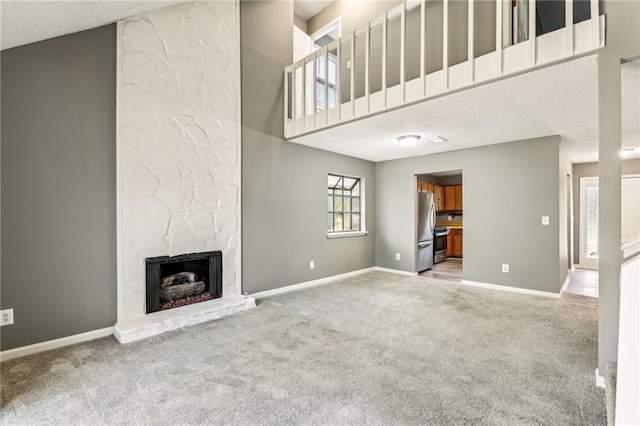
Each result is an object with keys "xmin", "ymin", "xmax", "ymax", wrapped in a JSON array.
[
  {"xmin": 443, "ymin": 185, "xmax": 463, "ymax": 211},
  {"xmin": 444, "ymin": 186, "xmax": 456, "ymax": 210},
  {"xmin": 454, "ymin": 185, "xmax": 463, "ymax": 210},
  {"xmin": 434, "ymin": 185, "xmax": 444, "ymax": 211},
  {"xmin": 448, "ymin": 229, "xmax": 463, "ymax": 257}
]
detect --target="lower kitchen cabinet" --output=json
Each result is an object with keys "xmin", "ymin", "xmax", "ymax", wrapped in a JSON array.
[{"xmin": 448, "ymin": 229, "xmax": 463, "ymax": 257}]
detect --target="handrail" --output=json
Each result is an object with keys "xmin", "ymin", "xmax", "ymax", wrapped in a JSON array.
[
  {"xmin": 622, "ymin": 234, "xmax": 640, "ymax": 262},
  {"xmin": 284, "ymin": 0, "xmax": 606, "ymax": 140}
]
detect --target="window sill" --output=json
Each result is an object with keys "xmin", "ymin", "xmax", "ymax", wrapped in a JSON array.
[{"xmin": 327, "ymin": 231, "xmax": 369, "ymax": 239}]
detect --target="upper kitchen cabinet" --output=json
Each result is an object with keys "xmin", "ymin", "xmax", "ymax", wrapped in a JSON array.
[
  {"xmin": 434, "ymin": 185, "xmax": 444, "ymax": 212},
  {"xmin": 417, "ymin": 181, "xmax": 444, "ymax": 211},
  {"xmin": 454, "ymin": 185, "xmax": 463, "ymax": 210},
  {"xmin": 444, "ymin": 185, "xmax": 462, "ymax": 211}
]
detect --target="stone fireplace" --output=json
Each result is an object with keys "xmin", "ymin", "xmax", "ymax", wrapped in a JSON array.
[{"xmin": 113, "ymin": 2, "xmax": 255, "ymax": 344}]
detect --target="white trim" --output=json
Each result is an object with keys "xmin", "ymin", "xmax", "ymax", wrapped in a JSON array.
[
  {"xmin": 250, "ymin": 267, "xmax": 375, "ymax": 299},
  {"xmin": 571, "ymin": 264, "xmax": 576, "ymax": 273},
  {"xmin": 328, "ymin": 172, "xmax": 366, "ymax": 235},
  {"xmin": 116, "ymin": 20, "xmax": 124, "ymax": 321},
  {"xmin": 235, "ymin": 0, "xmax": 243, "ymax": 296},
  {"xmin": 560, "ymin": 275, "xmax": 571, "ymax": 294},
  {"xmin": 595, "ymin": 368, "xmax": 606, "ymax": 389},
  {"xmin": 374, "ymin": 266, "xmax": 419, "ymax": 277},
  {"xmin": 327, "ymin": 231, "xmax": 369, "ymax": 239},
  {"xmin": 310, "ymin": 16, "xmax": 342, "ymax": 44},
  {"xmin": 461, "ymin": 280, "xmax": 561, "ymax": 298},
  {"xmin": 0, "ymin": 327, "xmax": 114, "ymax": 362}
]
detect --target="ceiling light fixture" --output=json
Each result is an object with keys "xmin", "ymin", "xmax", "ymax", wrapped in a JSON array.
[
  {"xmin": 620, "ymin": 147, "xmax": 639, "ymax": 158},
  {"xmin": 396, "ymin": 134, "xmax": 422, "ymax": 146},
  {"xmin": 429, "ymin": 136, "xmax": 447, "ymax": 143}
]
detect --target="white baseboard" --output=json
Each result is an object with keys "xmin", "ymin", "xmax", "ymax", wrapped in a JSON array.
[
  {"xmin": 250, "ymin": 267, "xmax": 375, "ymax": 299},
  {"xmin": 373, "ymin": 267, "xmax": 418, "ymax": 276},
  {"xmin": 0, "ymin": 327, "xmax": 114, "ymax": 362},
  {"xmin": 560, "ymin": 275, "xmax": 571, "ymax": 294},
  {"xmin": 595, "ymin": 368, "xmax": 607, "ymax": 388},
  {"xmin": 461, "ymin": 280, "xmax": 561, "ymax": 298}
]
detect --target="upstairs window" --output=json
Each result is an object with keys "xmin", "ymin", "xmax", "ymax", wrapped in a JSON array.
[{"xmin": 328, "ymin": 174, "xmax": 363, "ymax": 234}]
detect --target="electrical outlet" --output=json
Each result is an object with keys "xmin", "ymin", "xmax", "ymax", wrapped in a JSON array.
[
  {"xmin": 502, "ymin": 264, "xmax": 510, "ymax": 273},
  {"xmin": 448, "ymin": 215, "xmax": 453, "ymax": 220},
  {"xmin": 1, "ymin": 309, "xmax": 14, "ymax": 326},
  {"xmin": 542, "ymin": 216, "xmax": 550, "ymax": 225},
  {"xmin": 309, "ymin": 260, "xmax": 315, "ymax": 270},
  {"xmin": 395, "ymin": 253, "xmax": 401, "ymax": 260}
]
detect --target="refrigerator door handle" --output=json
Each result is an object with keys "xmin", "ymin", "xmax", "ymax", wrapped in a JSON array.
[
  {"xmin": 431, "ymin": 202, "xmax": 436, "ymax": 230},
  {"xmin": 418, "ymin": 241, "xmax": 433, "ymax": 248}
]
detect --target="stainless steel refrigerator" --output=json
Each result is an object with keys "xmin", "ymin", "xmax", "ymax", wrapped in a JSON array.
[{"xmin": 417, "ymin": 192, "xmax": 436, "ymax": 271}]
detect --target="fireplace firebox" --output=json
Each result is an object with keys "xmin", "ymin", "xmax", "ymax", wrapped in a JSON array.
[{"xmin": 146, "ymin": 251, "xmax": 222, "ymax": 313}]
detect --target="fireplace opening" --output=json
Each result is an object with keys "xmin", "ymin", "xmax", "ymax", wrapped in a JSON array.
[{"xmin": 146, "ymin": 251, "xmax": 222, "ymax": 313}]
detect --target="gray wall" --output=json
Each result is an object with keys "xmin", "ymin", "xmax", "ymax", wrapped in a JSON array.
[
  {"xmin": 376, "ymin": 136, "xmax": 566, "ymax": 293},
  {"xmin": 558, "ymin": 141, "xmax": 572, "ymax": 284},
  {"xmin": 1, "ymin": 25, "xmax": 117, "ymax": 350},
  {"xmin": 294, "ymin": 14, "xmax": 308, "ymax": 32},
  {"xmin": 572, "ymin": 159, "xmax": 640, "ymax": 265},
  {"xmin": 240, "ymin": 0, "xmax": 375, "ymax": 294}
]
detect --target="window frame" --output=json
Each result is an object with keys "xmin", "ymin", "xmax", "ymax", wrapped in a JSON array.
[{"xmin": 327, "ymin": 173, "xmax": 368, "ymax": 239}]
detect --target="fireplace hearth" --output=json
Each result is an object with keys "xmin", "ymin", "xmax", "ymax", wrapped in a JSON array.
[{"xmin": 146, "ymin": 252, "xmax": 222, "ymax": 314}]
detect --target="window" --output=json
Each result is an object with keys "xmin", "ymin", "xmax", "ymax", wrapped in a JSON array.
[
  {"xmin": 328, "ymin": 174, "xmax": 366, "ymax": 237},
  {"xmin": 312, "ymin": 18, "xmax": 340, "ymax": 113},
  {"xmin": 315, "ymin": 51, "xmax": 338, "ymax": 112}
]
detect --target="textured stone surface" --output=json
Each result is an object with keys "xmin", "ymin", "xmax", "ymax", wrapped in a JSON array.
[
  {"xmin": 118, "ymin": 1, "xmax": 241, "ymax": 321},
  {"xmin": 114, "ymin": 295, "xmax": 256, "ymax": 343}
]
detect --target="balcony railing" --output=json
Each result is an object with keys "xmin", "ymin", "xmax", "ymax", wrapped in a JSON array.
[{"xmin": 284, "ymin": 0, "xmax": 605, "ymax": 139}]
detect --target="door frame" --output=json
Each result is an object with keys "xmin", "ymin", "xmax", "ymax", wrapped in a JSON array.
[
  {"xmin": 579, "ymin": 177, "xmax": 599, "ymax": 270},
  {"xmin": 579, "ymin": 174, "xmax": 640, "ymax": 270}
]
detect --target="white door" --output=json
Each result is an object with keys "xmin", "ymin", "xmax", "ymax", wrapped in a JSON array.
[
  {"xmin": 580, "ymin": 177, "xmax": 599, "ymax": 270},
  {"xmin": 621, "ymin": 176, "xmax": 640, "ymax": 244},
  {"xmin": 579, "ymin": 175, "xmax": 640, "ymax": 270}
]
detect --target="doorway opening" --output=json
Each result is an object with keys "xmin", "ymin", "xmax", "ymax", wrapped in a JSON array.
[
  {"xmin": 415, "ymin": 169, "xmax": 463, "ymax": 282},
  {"xmin": 572, "ymin": 174, "xmax": 640, "ymax": 298},
  {"xmin": 579, "ymin": 174, "xmax": 640, "ymax": 271}
]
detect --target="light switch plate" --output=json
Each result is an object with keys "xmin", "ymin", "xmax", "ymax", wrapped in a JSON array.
[{"xmin": 542, "ymin": 216, "xmax": 550, "ymax": 225}]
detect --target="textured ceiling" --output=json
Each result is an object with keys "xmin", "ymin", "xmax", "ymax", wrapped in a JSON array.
[
  {"xmin": 0, "ymin": 1, "xmax": 188, "ymax": 50},
  {"xmin": 291, "ymin": 55, "xmax": 640, "ymax": 164}
]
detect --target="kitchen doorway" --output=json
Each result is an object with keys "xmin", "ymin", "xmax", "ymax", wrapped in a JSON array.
[{"xmin": 415, "ymin": 170, "xmax": 463, "ymax": 282}]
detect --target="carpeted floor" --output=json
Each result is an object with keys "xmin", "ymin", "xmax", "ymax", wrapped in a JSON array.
[{"xmin": 0, "ymin": 272, "xmax": 605, "ymax": 425}]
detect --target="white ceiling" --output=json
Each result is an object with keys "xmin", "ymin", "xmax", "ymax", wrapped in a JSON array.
[
  {"xmin": 294, "ymin": 0, "xmax": 334, "ymax": 21},
  {"xmin": 0, "ymin": 1, "xmax": 189, "ymax": 51},
  {"xmin": 290, "ymin": 55, "xmax": 640, "ymax": 164}
]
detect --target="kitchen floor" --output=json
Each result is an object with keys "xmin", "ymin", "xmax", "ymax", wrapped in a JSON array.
[
  {"xmin": 419, "ymin": 258, "xmax": 462, "ymax": 282},
  {"xmin": 563, "ymin": 268, "xmax": 598, "ymax": 298}
]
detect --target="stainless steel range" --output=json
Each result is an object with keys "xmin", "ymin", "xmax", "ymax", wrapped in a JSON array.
[{"xmin": 434, "ymin": 226, "xmax": 449, "ymax": 264}]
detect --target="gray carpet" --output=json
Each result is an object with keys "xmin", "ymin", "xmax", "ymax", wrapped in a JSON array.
[{"xmin": 1, "ymin": 272, "xmax": 605, "ymax": 425}]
